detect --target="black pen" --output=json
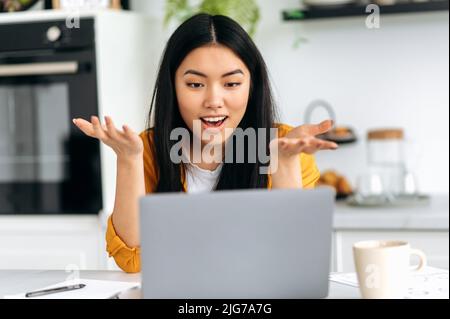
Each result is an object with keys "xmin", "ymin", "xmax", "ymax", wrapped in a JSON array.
[{"xmin": 25, "ymin": 284, "xmax": 86, "ymax": 298}]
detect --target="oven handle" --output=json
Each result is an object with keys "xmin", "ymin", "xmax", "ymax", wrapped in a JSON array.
[{"xmin": 0, "ymin": 61, "xmax": 79, "ymax": 77}]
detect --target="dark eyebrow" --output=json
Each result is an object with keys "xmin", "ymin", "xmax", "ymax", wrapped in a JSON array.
[{"xmin": 183, "ymin": 69, "xmax": 244, "ymax": 78}]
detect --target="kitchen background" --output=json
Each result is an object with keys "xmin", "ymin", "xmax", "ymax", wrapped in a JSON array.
[
  {"xmin": 0, "ymin": 0, "xmax": 448, "ymax": 272},
  {"xmin": 134, "ymin": 0, "xmax": 450, "ymax": 194}
]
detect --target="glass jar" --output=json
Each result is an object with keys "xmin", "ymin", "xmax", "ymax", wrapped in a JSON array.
[{"xmin": 366, "ymin": 128, "xmax": 406, "ymax": 198}]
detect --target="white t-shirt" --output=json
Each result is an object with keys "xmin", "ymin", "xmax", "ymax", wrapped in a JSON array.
[
  {"xmin": 184, "ymin": 162, "xmax": 223, "ymax": 193},
  {"xmin": 181, "ymin": 142, "xmax": 223, "ymax": 193}
]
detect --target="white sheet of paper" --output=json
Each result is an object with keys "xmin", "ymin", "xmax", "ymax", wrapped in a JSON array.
[
  {"xmin": 4, "ymin": 279, "xmax": 140, "ymax": 299},
  {"xmin": 330, "ymin": 266, "xmax": 449, "ymax": 299}
]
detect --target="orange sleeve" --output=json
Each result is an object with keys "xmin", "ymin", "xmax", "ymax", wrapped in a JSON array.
[
  {"xmin": 300, "ymin": 153, "xmax": 320, "ymax": 188},
  {"xmin": 105, "ymin": 129, "xmax": 158, "ymax": 273},
  {"xmin": 106, "ymin": 215, "xmax": 141, "ymax": 273}
]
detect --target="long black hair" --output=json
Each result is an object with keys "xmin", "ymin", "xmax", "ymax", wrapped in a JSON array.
[{"xmin": 147, "ymin": 13, "xmax": 278, "ymax": 192}]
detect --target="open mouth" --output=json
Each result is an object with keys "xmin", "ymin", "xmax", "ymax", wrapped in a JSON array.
[{"xmin": 200, "ymin": 116, "xmax": 228, "ymax": 128}]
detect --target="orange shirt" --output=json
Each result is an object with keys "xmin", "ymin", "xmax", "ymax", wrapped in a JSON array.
[{"xmin": 106, "ymin": 123, "xmax": 321, "ymax": 273}]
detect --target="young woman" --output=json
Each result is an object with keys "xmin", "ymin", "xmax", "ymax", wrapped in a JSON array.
[{"xmin": 73, "ymin": 13, "xmax": 338, "ymax": 273}]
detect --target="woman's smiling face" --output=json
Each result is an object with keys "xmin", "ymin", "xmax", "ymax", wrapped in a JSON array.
[{"xmin": 175, "ymin": 44, "xmax": 251, "ymax": 146}]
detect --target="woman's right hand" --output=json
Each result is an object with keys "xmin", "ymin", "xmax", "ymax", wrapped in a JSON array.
[{"xmin": 72, "ymin": 116, "xmax": 144, "ymax": 159}]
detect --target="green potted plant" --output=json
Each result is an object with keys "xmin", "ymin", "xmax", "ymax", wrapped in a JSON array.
[
  {"xmin": 0, "ymin": 0, "xmax": 40, "ymax": 12},
  {"xmin": 164, "ymin": 0, "xmax": 260, "ymax": 37}
]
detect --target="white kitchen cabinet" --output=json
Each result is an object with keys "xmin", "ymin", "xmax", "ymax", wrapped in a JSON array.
[
  {"xmin": 0, "ymin": 216, "xmax": 106, "ymax": 270},
  {"xmin": 331, "ymin": 195, "xmax": 450, "ymax": 272},
  {"xmin": 332, "ymin": 230, "xmax": 449, "ymax": 273}
]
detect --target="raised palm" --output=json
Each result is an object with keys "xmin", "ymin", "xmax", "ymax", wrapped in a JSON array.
[{"xmin": 73, "ymin": 116, "xmax": 144, "ymax": 158}]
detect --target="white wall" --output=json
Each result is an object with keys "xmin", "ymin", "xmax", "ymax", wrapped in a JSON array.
[{"xmin": 131, "ymin": 0, "xmax": 449, "ymax": 193}]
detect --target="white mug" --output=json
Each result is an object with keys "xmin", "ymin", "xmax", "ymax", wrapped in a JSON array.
[{"xmin": 353, "ymin": 240, "xmax": 427, "ymax": 299}]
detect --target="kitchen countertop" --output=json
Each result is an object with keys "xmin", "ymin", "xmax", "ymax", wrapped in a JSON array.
[
  {"xmin": 333, "ymin": 194, "xmax": 449, "ymax": 231},
  {"xmin": 0, "ymin": 195, "xmax": 448, "ymax": 232},
  {"xmin": 0, "ymin": 270, "xmax": 360, "ymax": 299}
]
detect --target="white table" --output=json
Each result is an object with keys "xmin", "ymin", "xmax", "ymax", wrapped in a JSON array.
[{"xmin": 0, "ymin": 270, "xmax": 360, "ymax": 299}]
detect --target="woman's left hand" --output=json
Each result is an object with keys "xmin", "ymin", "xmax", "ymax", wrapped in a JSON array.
[{"xmin": 270, "ymin": 120, "xmax": 338, "ymax": 160}]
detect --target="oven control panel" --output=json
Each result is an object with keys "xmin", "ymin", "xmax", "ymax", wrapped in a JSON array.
[{"xmin": 0, "ymin": 19, "xmax": 95, "ymax": 52}]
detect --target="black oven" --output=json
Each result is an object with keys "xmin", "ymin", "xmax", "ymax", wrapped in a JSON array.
[{"xmin": 0, "ymin": 19, "xmax": 102, "ymax": 214}]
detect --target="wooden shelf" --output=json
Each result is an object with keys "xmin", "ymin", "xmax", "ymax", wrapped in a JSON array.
[{"xmin": 282, "ymin": 1, "xmax": 449, "ymax": 20}]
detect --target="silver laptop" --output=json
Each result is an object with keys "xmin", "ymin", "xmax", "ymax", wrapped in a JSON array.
[{"xmin": 139, "ymin": 187, "xmax": 335, "ymax": 299}]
